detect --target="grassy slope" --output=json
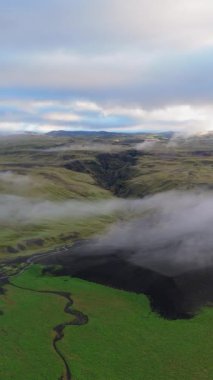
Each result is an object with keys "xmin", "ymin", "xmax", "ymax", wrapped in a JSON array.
[
  {"xmin": 0, "ymin": 214, "xmax": 116, "ymax": 260},
  {"xmin": 0, "ymin": 136, "xmax": 115, "ymax": 259},
  {"xmin": 0, "ymin": 166, "xmax": 111, "ymax": 200},
  {"xmin": 0, "ymin": 266, "xmax": 211, "ymax": 380},
  {"xmin": 127, "ymin": 154, "xmax": 213, "ymax": 197}
]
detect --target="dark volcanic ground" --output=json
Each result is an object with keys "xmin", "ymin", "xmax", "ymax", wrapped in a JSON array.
[{"xmin": 39, "ymin": 242, "xmax": 213, "ymax": 320}]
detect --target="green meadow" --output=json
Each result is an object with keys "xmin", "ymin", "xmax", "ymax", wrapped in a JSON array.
[{"xmin": 0, "ymin": 265, "xmax": 212, "ymax": 380}]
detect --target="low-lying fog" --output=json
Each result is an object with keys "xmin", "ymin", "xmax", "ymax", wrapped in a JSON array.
[
  {"xmin": 88, "ymin": 192, "xmax": 213, "ymax": 275},
  {"xmin": 1, "ymin": 190, "xmax": 213, "ymax": 275},
  {"xmin": 0, "ymin": 171, "xmax": 33, "ymax": 187}
]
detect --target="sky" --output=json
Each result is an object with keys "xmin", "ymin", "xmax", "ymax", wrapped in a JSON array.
[{"xmin": 1, "ymin": 0, "xmax": 213, "ymax": 134}]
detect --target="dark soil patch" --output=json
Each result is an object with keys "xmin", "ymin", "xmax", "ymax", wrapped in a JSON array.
[
  {"xmin": 6, "ymin": 246, "xmax": 19, "ymax": 254},
  {"xmin": 25, "ymin": 238, "xmax": 44, "ymax": 247}
]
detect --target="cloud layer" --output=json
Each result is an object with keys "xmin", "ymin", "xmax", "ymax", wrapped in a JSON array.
[
  {"xmin": 0, "ymin": 99, "xmax": 213, "ymax": 134},
  {"xmin": 1, "ymin": 1, "xmax": 213, "ymax": 133}
]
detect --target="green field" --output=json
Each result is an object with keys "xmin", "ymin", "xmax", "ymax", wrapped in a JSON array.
[{"xmin": 0, "ymin": 266, "xmax": 212, "ymax": 380}]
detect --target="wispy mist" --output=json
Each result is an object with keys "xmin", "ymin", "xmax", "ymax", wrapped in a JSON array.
[
  {"xmin": 135, "ymin": 140, "xmax": 159, "ymax": 151},
  {"xmin": 1, "ymin": 191, "xmax": 213, "ymax": 275},
  {"xmin": 83, "ymin": 191, "xmax": 213, "ymax": 275},
  {"xmin": 0, "ymin": 171, "xmax": 33, "ymax": 187},
  {"xmin": 0, "ymin": 195, "xmax": 129, "ymax": 223}
]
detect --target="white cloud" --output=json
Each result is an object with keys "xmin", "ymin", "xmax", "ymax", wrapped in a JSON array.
[
  {"xmin": 0, "ymin": 50, "xmax": 148, "ymax": 90},
  {"xmin": 1, "ymin": 100, "xmax": 213, "ymax": 134},
  {"xmin": 1, "ymin": 1, "xmax": 213, "ymax": 52},
  {"xmin": 106, "ymin": 0, "xmax": 213, "ymax": 50},
  {"xmin": 74, "ymin": 101, "xmax": 102, "ymax": 112},
  {"xmin": 44, "ymin": 112, "xmax": 81, "ymax": 122}
]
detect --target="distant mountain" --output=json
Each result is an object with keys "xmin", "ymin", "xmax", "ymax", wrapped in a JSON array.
[
  {"xmin": 46, "ymin": 130, "xmax": 175, "ymax": 138},
  {"xmin": 46, "ymin": 130, "xmax": 120, "ymax": 138}
]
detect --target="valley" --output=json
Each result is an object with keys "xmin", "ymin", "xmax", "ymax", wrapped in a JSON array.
[{"xmin": 0, "ymin": 132, "xmax": 212, "ymax": 379}]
